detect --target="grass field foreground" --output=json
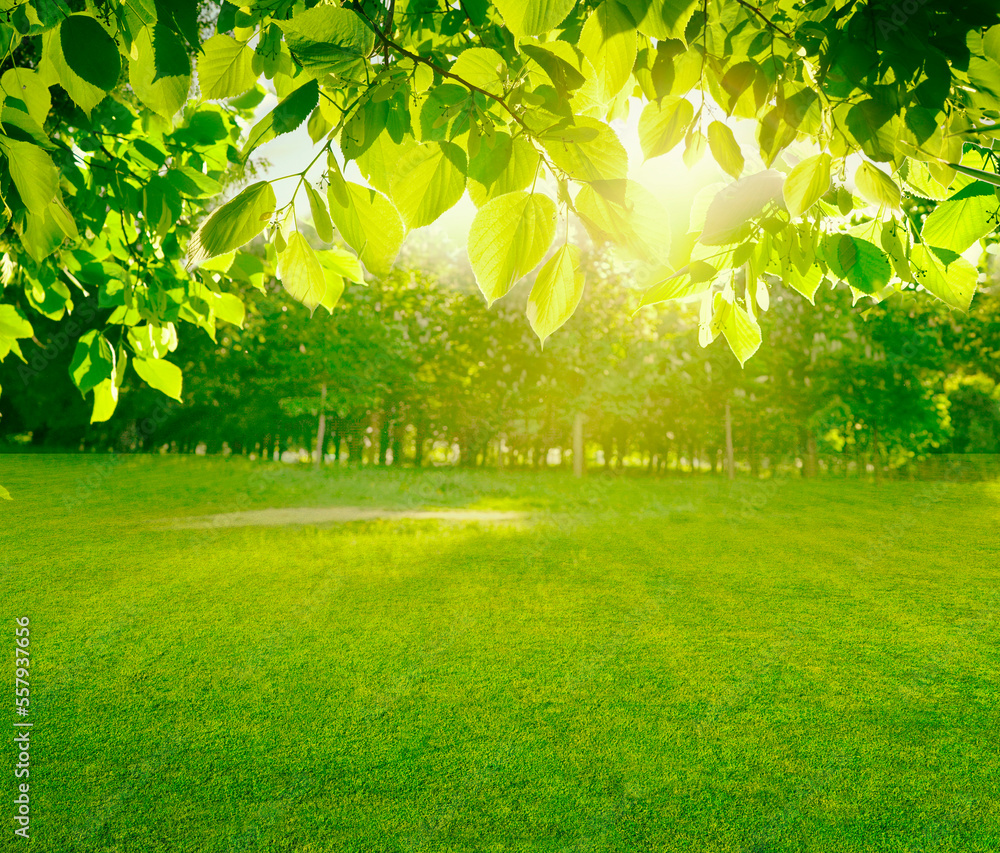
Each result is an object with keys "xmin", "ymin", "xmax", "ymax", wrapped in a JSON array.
[{"xmin": 1, "ymin": 455, "xmax": 999, "ymax": 852}]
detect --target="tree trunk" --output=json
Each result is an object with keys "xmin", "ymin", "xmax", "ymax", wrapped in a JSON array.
[
  {"xmin": 414, "ymin": 423, "xmax": 425, "ymax": 467},
  {"xmin": 314, "ymin": 383, "xmax": 327, "ymax": 470},
  {"xmin": 725, "ymin": 402, "xmax": 735, "ymax": 481},
  {"xmin": 378, "ymin": 411, "xmax": 391, "ymax": 466},
  {"xmin": 804, "ymin": 434, "xmax": 818, "ymax": 478},
  {"xmin": 872, "ymin": 422, "xmax": 882, "ymax": 484},
  {"xmin": 572, "ymin": 413, "xmax": 585, "ymax": 478}
]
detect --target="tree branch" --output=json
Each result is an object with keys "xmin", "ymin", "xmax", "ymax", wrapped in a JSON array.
[
  {"xmin": 357, "ymin": 7, "xmax": 530, "ymax": 134},
  {"xmin": 734, "ymin": 0, "xmax": 794, "ymax": 39}
]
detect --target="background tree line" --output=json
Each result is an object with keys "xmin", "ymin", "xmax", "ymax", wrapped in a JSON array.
[{"xmin": 2, "ymin": 243, "xmax": 998, "ymax": 479}]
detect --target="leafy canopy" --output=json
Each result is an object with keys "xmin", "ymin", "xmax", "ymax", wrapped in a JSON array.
[{"xmin": 0, "ymin": 0, "xmax": 999, "ymax": 423}]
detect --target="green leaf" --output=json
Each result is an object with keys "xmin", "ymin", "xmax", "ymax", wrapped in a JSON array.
[
  {"xmin": 846, "ymin": 99, "xmax": 898, "ymax": 163},
  {"xmin": 707, "ymin": 121, "xmax": 744, "ymax": 180},
  {"xmin": 469, "ymin": 133, "xmax": 538, "ymax": 207},
  {"xmin": 70, "ymin": 330, "xmax": 114, "ymax": 395},
  {"xmin": 60, "ymin": 14, "xmax": 120, "ymax": 90},
  {"xmin": 451, "ymin": 48, "xmax": 507, "ymax": 95},
  {"xmin": 578, "ymin": 0, "xmax": 637, "ymax": 103},
  {"xmin": 0, "ymin": 484, "xmax": 10, "ymax": 501},
  {"xmin": 920, "ymin": 183, "xmax": 998, "ymax": 254},
  {"xmin": 0, "ymin": 304, "xmax": 33, "ymax": 362},
  {"xmin": 521, "ymin": 41, "xmax": 587, "ymax": 94},
  {"xmin": 278, "ymin": 5, "xmax": 373, "ymax": 75},
  {"xmin": 90, "ymin": 378, "xmax": 119, "ymax": 423},
  {"xmin": 328, "ymin": 181, "xmax": 403, "ymax": 277},
  {"xmin": 575, "ymin": 179, "xmax": 671, "ymax": 263},
  {"xmin": 1, "ymin": 105, "xmax": 51, "ymax": 149},
  {"xmin": 784, "ymin": 260, "xmax": 823, "ymax": 304},
  {"xmin": 198, "ymin": 34, "xmax": 255, "ymax": 100},
  {"xmin": 622, "ymin": 0, "xmax": 698, "ymax": 40},
  {"xmin": 468, "ymin": 191, "xmax": 558, "ymax": 305},
  {"xmin": 493, "ymin": 0, "xmax": 575, "ymax": 37},
  {"xmin": 166, "ymin": 166, "xmax": 221, "ymax": 199},
  {"xmin": 854, "ymin": 161, "xmax": 901, "ymax": 209},
  {"xmin": 133, "ymin": 356, "xmax": 183, "ymax": 401},
  {"xmin": 542, "ymin": 117, "xmax": 627, "ymax": 184},
  {"xmin": 389, "ymin": 142, "xmax": 467, "ymax": 230},
  {"xmin": 19, "ymin": 199, "xmax": 76, "ymax": 263},
  {"xmin": 0, "ymin": 138, "xmax": 58, "ymax": 215},
  {"xmin": 278, "ymin": 231, "xmax": 328, "ymax": 313},
  {"xmin": 721, "ymin": 299, "xmax": 762, "ymax": 367},
  {"xmin": 41, "ymin": 28, "xmax": 105, "ymax": 115},
  {"xmin": 527, "ymin": 244, "xmax": 585, "ymax": 346},
  {"xmin": 208, "ymin": 291, "xmax": 245, "ymax": 328},
  {"xmin": 318, "ymin": 273, "xmax": 345, "ymax": 313},
  {"xmin": 824, "ymin": 234, "xmax": 891, "ymax": 294},
  {"xmin": 944, "ymin": 161, "xmax": 1000, "ymax": 188},
  {"xmin": 242, "ymin": 79, "xmax": 319, "ymax": 160},
  {"xmin": 128, "ymin": 27, "xmax": 189, "ymax": 119},
  {"xmin": 188, "ymin": 181, "xmax": 276, "ymax": 264},
  {"xmin": 911, "ymin": 244, "xmax": 978, "ymax": 310},
  {"xmin": 1, "ymin": 68, "xmax": 50, "ymax": 125},
  {"xmin": 782, "ymin": 153, "xmax": 830, "ymax": 218},
  {"xmin": 903, "ymin": 159, "xmax": 950, "ymax": 201},
  {"xmin": 638, "ymin": 97, "xmax": 694, "ymax": 160},
  {"xmin": 968, "ymin": 57, "xmax": 1000, "ymax": 100},
  {"xmin": 152, "ymin": 21, "xmax": 191, "ymax": 80},
  {"xmin": 319, "ymin": 245, "xmax": 364, "ymax": 284},
  {"xmin": 702, "ymin": 170, "xmax": 784, "ymax": 245},
  {"xmin": 305, "ymin": 182, "xmax": 333, "ymax": 243}
]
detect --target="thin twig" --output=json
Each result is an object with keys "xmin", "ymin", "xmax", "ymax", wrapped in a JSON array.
[
  {"xmin": 357, "ymin": 7, "xmax": 530, "ymax": 134},
  {"xmin": 734, "ymin": 0, "xmax": 793, "ymax": 39}
]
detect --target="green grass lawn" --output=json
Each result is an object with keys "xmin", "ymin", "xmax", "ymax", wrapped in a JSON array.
[{"xmin": 1, "ymin": 455, "xmax": 999, "ymax": 852}]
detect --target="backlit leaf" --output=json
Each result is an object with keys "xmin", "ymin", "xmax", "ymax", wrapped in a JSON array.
[
  {"xmin": 389, "ymin": 142, "xmax": 467, "ymax": 230},
  {"xmin": 542, "ymin": 117, "xmax": 627, "ymax": 184},
  {"xmin": 198, "ymin": 34, "xmax": 256, "ymax": 100},
  {"xmin": 278, "ymin": 231, "xmax": 327, "ymax": 313},
  {"xmin": 451, "ymin": 48, "xmax": 507, "ymax": 95},
  {"xmin": 133, "ymin": 356, "xmax": 183, "ymax": 401},
  {"xmin": 855, "ymin": 161, "xmax": 901, "ymax": 209},
  {"xmin": 0, "ymin": 138, "xmax": 58, "ymax": 215},
  {"xmin": 921, "ymin": 182, "xmax": 999, "ymax": 253},
  {"xmin": 242, "ymin": 79, "xmax": 319, "ymax": 160},
  {"xmin": 911, "ymin": 244, "xmax": 978, "ymax": 310},
  {"xmin": 468, "ymin": 191, "xmax": 558, "ymax": 304},
  {"xmin": 578, "ymin": 0, "xmax": 637, "ymax": 102},
  {"xmin": 128, "ymin": 27, "xmax": 189, "ymax": 119},
  {"xmin": 527, "ymin": 244, "xmax": 585, "ymax": 345},
  {"xmin": 622, "ymin": 0, "xmax": 699, "ymax": 40},
  {"xmin": 328, "ymin": 182, "xmax": 404, "ymax": 277},
  {"xmin": 1, "ymin": 68, "xmax": 51, "ymax": 125},
  {"xmin": 721, "ymin": 299, "xmax": 762, "ymax": 367},
  {"xmin": 576, "ymin": 179, "xmax": 671, "ymax": 263},
  {"xmin": 638, "ymin": 97, "xmax": 693, "ymax": 160},
  {"xmin": 279, "ymin": 5, "xmax": 374, "ymax": 75},
  {"xmin": 306, "ymin": 182, "xmax": 333, "ymax": 243},
  {"xmin": 707, "ymin": 121, "xmax": 744, "ymax": 179},
  {"xmin": 782, "ymin": 153, "xmax": 830, "ymax": 218},
  {"xmin": 493, "ymin": 0, "xmax": 576, "ymax": 37},
  {"xmin": 188, "ymin": 181, "xmax": 276, "ymax": 264}
]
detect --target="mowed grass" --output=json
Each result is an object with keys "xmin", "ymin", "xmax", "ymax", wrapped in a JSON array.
[{"xmin": 1, "ymin": 455, "xmax": 999, "ymax": 853}]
